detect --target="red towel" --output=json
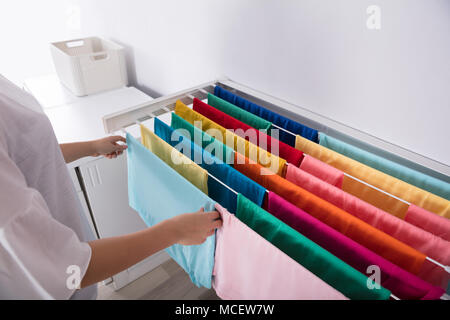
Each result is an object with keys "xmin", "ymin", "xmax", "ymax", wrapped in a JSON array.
[{"xmin": 193, "ymin": 98, "xmax": 303, "ymax": 167}]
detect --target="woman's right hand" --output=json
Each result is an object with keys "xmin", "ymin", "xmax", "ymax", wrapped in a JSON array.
[{"xmin": 170, "ymin": 208, "xmax": 222, "ymax": 245}]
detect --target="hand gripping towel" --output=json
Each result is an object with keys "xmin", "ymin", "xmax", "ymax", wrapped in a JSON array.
[{"xmin": 126, "ymin": 133, "xmax": 216, "ymax": 288}]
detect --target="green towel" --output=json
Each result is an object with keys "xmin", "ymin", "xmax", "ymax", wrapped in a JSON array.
[
  {"xmin": 236, "ymin": 194, "xmax": 391, "ymax": 300},
  {"xmin": 171, "ymin": 113, "xmax": 235, "ymax": 165},
  {"xmin": 208, "ymin": 93, "xmax": 272, "ymax": 131}
]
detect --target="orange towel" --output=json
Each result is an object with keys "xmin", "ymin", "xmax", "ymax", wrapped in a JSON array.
[
  {"xmin": 234, "ymin": 153, "xmax": 427, "ymax": 276},
  {"xmin": 295, "ymin": 135, "xmax": 450, "ymax": 219}
]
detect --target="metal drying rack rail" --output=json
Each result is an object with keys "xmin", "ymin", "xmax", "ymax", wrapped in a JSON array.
[{"xmin": 103, "ymin": 77, "xmax": 450, "ymax": 181}]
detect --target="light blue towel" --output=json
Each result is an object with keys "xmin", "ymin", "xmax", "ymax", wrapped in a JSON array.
[
  {"xmin": 154, "ymin": 117, "xmax": 266, "ymax": 214},
  {"xmin": 319, "ymin": 133, "xmax": 450, "ymax": 201},
  {"xmin": 126, "ymin": 133, "xmax": 216, "ymax": 288}
]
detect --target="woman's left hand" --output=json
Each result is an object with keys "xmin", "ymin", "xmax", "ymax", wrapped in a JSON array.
[{"xmin": 92, "ymin": 136, "xmax": 127, "ymax": 159}]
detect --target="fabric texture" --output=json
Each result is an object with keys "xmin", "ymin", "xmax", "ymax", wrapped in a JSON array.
[
  {"xmin": 405, "ymin": 204, "xmax": 450, "ymax": 242},
  {"xmin": 214, "ymin": 85, "xmax": 318, "ymax": 145},
  {"xmin": 208, "ymin": 93, "xmax": 272, "ymax": 132},
  {"xmin": 286, "ymin": 163, "xmax": 450, "ymax": 289},
  {"xmin": 154, "ymin": 117, "xmax": 266, "ymax": 214},
  {"xmin": 234, "ymin": 153, "xmax": 427, "ymax": 276},
  {"xmin": 212, "ymin": 203, "xmax": 348, "ymax": 300},
  {"xmin": 267, "ymin": 191, "xmax": 445, "ymax": 300},
  {"xmin": 171, "ymin": 113, "xmax": 234, "ymax": 164},
  {"xmin": 236, "ymin": 194, "xmax": 391, "ymax": 300},
  {"xmin": 300, "ymin": 155, "xmax": 344, "ymax": 188},
  {"xmin": 140, "ymin": 124, "xmax": 208, "ymax": 194},
  {"xmin": 0, "ymin": 75, "xmax": 96, "ymax": 299},
  {"xmin": 126, "ymin": 133, "xmax": 216, "ymax": 288},
  {"xmin": 175, "ymin": 100, "xmax": 285, "ymax": 175},
  {"xmin": 319, "ymin": 134, "xmax": 450, "ymax": 201},
  {"xmin": 193, "ymin": 98, "xmax": 303, "ymax": 167},
  {"xmin": 295, "ymin": 135, "xmax": 450, "ymax": 219}
]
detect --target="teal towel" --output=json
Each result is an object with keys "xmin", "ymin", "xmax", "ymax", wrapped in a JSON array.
[{"xmin": 319, "ymin": 134, "xmax": 450, "ymax": 201}]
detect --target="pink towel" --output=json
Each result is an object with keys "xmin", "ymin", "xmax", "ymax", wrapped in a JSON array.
[
  {"xmin": 286, "ymin": 164, "xmax": 450, "ymax": 289},
  {"xmin": 299, "ymin": 155, "xmax": 344, "ymax": 188},
  {"xmin": 267, "ymin": 192, "xmax": 445, "ymax": 300},
  {"xmin": 212, "ymin": 203, "xmax": 348, "ymax": 300},
  {"xmin": 405, "ymin": 204, "xmax": 450, "ymax": 242}
]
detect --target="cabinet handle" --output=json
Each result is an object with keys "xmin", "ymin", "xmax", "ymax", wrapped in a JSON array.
[{"xmin": 87, "ymin": 165, "xmax": 102, "ymax": 187}]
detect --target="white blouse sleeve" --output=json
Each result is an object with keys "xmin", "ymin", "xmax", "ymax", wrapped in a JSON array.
[{"xmin": 0, "ymin": 136, "xmax": 92, "ymax": 299}]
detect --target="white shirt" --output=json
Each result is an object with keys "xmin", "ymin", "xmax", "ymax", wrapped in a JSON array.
[{"xmin": 0, "ymin": 75, "xmax": 97, "ymax": 299}]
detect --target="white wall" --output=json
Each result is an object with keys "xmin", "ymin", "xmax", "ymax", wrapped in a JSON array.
[{"xmin": 1, "ymin": 0, "xmax": 449, "ymax": 165}]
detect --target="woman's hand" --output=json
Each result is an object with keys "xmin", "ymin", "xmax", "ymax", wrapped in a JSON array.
[
  {"xmin": 91, "ymin": 136, "xmax": 127, "ymax": 159},
  {"xmin": 169, "ymin": 208, "xmax": 223, "ymax": 245}
]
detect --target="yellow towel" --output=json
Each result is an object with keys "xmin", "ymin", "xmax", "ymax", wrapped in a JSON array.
[
  {"xmin": 140, "ymin": 124, "xmax": 209, "ymax": 194},
  {"xmin": 295, "ymin": 135, "xmax": 450, "ymax": 219},
  {"xmin": 175, "ymin": 100, "xmax": 286, "ymax": 176}
]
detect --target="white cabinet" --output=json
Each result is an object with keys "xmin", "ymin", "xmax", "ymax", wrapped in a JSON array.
[{"xmin": 79, "ymin": 154, "xmax": 170, "ymax": 290}]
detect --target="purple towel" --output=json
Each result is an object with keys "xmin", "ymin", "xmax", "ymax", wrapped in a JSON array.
[{"xmin": 267, "ymin": 192, "xmax": 444, "ymax": 300}]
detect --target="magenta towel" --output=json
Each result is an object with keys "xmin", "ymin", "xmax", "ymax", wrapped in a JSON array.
[
  {"xmin": 299, "ymin": 155, "xmax": 344, "ymax": 188},
  {"xmin": 212, "ymin": 203, "xmax": 348, "ymax": 300},
  {"xmin": 405, "ymin": 204, "xmax": 450, "ymax": 242},
  {"xmin": 266, "ymin": 192, "xmax": 445, "ymax": 300},
  {"xmin": 285, "ymin": 164, "xmax": 450, "ymax": 289}
]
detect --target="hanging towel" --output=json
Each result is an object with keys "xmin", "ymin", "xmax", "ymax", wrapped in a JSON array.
[
  {"xmin": 285, "ymin": 163, "xmax": 450, "ymax": 289},
  {"xmin": 193, "ymin": 98, "xmax": 304, "ymax": 167},
  {"xmin": 405, "ymin": 204, "xmax": 450, "ymax": 242},
  {"xmin": 212, "ymin": 203, "xmax": 348, "ymax": 300},
  {"xmin": 295, "ymin": 135, "xmax": 450, "ymax": 219},
  {"xmin": 267, "ymin": 191, "xmax": 445, "ymax": 299},
  {"xmin": 300, "ymin": 155, "xmax": 344, "ymax": 188},
  {"xmin": 140, "ymin": 123, "xmax": 208, "ymax": 194},
  {"xmin": 236, "ymin": 194, "xmax": 391, "ymax": 300},
  {"xmin": 208, "ymin": 93, "xmax": 272, "ymax": 132},
  {"xmin": 234, "ymin": 153, "xmax": 427, "ymax": 276},
  {"xmin": 175, "ymin": 100, "xmax": 286, "ymax": 175},
  {"xmin": 126, "ymin": 133, "xmax": 216, "ymax": 288},
  {"xmin": 214, "ymin": 85, "xmax": 319, "ymax": 145},
  {"xmin": 154, "ymin": 117, "xmax": 266, "ymax": 214},
  {"xmin": 319, "ymin": 134, "xmax": 450, "ymax": 201},
  {"xmin": 171, "ymin": 113, "xmax": 234, "ymax": 164}
]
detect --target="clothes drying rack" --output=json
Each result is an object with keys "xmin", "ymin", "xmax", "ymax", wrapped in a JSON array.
[{"xmin": 103, "ymin": 77, "xmax": 450, "ymax": 300}]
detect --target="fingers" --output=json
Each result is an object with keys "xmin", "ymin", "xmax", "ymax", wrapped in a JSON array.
[
  {"xmin": 205, "ymin": 210, "xmax": 220, "ymax": 220},
  {"xmin": 211, "ymin": 219, "xmax": 223, "ymax": 229},
  {"xmin": 110, "ymin": 135, "xmax": 127, "ymax": 143}
]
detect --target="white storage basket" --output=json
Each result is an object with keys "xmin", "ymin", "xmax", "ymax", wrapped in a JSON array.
[{"xmin": 50, "ymin": 37, "xmax": 128, "ymax": 96}]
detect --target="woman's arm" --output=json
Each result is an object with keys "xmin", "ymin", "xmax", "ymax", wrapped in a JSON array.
[
  {"xmin": 80, "ymin": 208, "xmax": 222, "ymax": 288},
  {"xmin": 60, "ymin": 136, "xmax": 127, "ymax": 163}
]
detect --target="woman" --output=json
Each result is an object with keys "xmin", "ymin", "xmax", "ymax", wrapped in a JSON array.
[{"xmin": 0, "ymin": 74, "xmax": 222, "ymax": 299}]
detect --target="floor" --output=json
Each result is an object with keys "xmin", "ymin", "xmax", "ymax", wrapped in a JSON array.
[{"xmin": 97, "ymin": 258, "xmax": 220, "ymax": 300}]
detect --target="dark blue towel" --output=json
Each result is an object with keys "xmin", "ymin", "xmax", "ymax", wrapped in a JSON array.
[
  {"xmin": 154, "ymin": 117, "xmax": 266, "ymax": 214},
  {"xmin": 214, "ymin": 86, "xmax": 319, "ymax": 145}
]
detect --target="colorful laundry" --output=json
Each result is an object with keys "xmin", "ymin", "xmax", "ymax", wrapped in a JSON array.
[
  {"xmin": 295, "ymin": 135, "xmax": 450, "ymax": 219},
  {"xmin": 213, "ymin": 203, "xmax": 348, "ymax": 300},
  {"xmin": 236, "ymin": 194, "xmax": 391, "ymax": 300},
  {"xmin": 214, "ymin": 85, "xmax": 319, "ymax": 145}
]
